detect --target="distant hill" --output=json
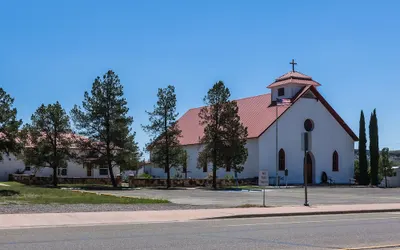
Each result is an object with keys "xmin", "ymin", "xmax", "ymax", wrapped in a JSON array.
[{"xmin": 354, "ymin": 149, "xmax": 400, "ymax": 166}]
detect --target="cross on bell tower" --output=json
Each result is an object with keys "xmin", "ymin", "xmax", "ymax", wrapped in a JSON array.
[{"xmin": 290, "ymin": 59, "xmax": 297, "ymax": 72}]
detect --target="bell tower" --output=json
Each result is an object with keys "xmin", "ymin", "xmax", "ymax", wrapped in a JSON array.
[{"xmin": 267, "ymin": 60, "xmax": 321, "ymax": 103}]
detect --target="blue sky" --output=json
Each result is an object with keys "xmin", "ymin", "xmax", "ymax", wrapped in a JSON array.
[{"xmin": 1, "ymin": 0, "xmax": 400, "ymax": 155}]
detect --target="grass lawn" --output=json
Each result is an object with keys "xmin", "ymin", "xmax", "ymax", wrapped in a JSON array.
[{"xmin": 0, "ymin": 182, "xmax": 168, "ymax": 205}]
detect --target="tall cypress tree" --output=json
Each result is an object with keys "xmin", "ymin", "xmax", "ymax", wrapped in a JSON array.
[
  {"xmin": 369, "ymin": 109, "xmax": 379, "ymax": 185},
  {"xmin": 358, "ymin": 110, "xmax": 369, "ymax": 185}
]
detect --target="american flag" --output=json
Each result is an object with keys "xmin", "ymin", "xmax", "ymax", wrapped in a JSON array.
[{"xmin": 276, "ymin": 98, "xmax": 291, "ymax": 105}]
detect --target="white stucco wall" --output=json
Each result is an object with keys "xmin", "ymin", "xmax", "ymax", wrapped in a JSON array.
[
  {"xmin": 379, "ymin": 168, "xmax": 400, "ymax": 187},
  {"xmin": 0, "ymin": 154, "xmax": 26, "ymax": 181},
  {"xmin": 145, "ymin": 139, "xmax": 259, "ymax": 179},
  {"xmin": 259, "ymin": 97, "xmax": 355, "ymax": 184},
  {"xmin": 183, "ymin": 139, "xmax": 259, "ymax": 179},
  {"xmin": 0, "ymin": 153, "xmax": 120, "ymax": 181},
  {"xmin": 271, "ymin": 84, "xmax": 303, "ymax": 101}
]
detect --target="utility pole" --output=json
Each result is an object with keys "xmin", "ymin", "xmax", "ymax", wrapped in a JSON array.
[{"xmin": 303, "ymin": 132, "xmax": 309, "ymax": 206}]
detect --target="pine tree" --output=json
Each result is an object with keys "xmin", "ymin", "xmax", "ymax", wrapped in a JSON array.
[
  {"xmin": 358, "ymin": 110, "xmax": 369, "ymax": 185},
  {"xmin": 142, "ymin": 85, "xmax": 183, "ymax": 188},
  {"xmin": 369, "ymin": 109, "xmax": 379, "ymax": 186},
  {"xmin": 71, "ymin": 70, "xmax": 139, "ymax": 187},
  {"xmin": 0, "ymin": 88, "xmax": 22, "ymax": 161},
  {"xmin": 221, "ymin": 100, "xmax": 248, "ymax": 176},
  {"xmin": 20, "ymin": 102, "xmax": 73, "ymax": 187},
  {"xmin": 198, "ymin": 81, "xmax": 248, "ymax": 189}
]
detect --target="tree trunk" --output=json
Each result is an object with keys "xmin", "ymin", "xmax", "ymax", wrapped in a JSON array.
[
  {"xmin": 385, "ymin": 175, "xmax": 387, "ymax": 188},
  {"xmin": 167, "ymin": 168, "xmax": 171, "ymax": 188},
  {"xmin": 212, "ymin": 148, "xmax": 217, "ymax": 189},
  {"xmin": 108, "ymin": 161, "xmax": 117, "ymax": 187},
  {"xmin": 52, "ymin": 167, "xmax": 58, "ymax": 187},
  {"xmin": 212, "ymin": 164, "xmax": 217, "ymax": 189},
  {"xmin": 164, "ymin": 106, "xmax": 170, "ymax": 189},
  {"xmin": 385, "ymin": 169, "xmax": 388, "ymax": 188}
]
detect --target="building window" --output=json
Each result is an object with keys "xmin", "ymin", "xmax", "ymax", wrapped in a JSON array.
[
  {"xmin": 99, "ymin": 166, "xmax": 109, "ymax": 176},
  {"xmin": 332, "ymin": 151, "xmax": 339, "ymax": 172},
  {"xmin": 57, "ymin": 166, "xmax": 67, "ymax": 176},
  {"xmin": 278, "ymin": 88, "xmax": 285, "ymax": 96},
  {"xmin": 279, "ymin": 148, "xmax": 285, "ymax": 171}
]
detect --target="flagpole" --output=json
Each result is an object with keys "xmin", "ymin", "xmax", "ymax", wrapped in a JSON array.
[{"xmin": 276, "ymin": 101, "xmax": 279, "ymax": 188}]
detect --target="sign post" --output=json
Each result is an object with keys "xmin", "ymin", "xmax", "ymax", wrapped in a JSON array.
[{"xmin": 258, "ymin": 170, "xmax": 269, "ymax": 207}]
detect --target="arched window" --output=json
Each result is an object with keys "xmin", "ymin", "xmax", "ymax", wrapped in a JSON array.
[
  {"xmin": 332, "ymin": 151, "xmax": 339, "ymax": 172},
  {"xmin": 279, "ymin": 148, "xmax": 285, "ymax": 171}
]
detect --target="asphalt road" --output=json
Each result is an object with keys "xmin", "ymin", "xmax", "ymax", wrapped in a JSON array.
[
  {"xmin": 98, "ymin": 187, "xmax": 400, "ymax": 207},
  {"xmin": 1, "ymin": 213, "xmax": 400, "ymax": 250}
]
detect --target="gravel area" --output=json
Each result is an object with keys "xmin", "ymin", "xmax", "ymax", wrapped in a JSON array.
[{"xmin": 0, "ymin": 203, "xmax": 215, "ymax": 214}]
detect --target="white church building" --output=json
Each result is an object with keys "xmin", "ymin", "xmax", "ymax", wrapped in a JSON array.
[{"xmin": 147, "ymin": 67, "xmax": 358, "ymax": 185}]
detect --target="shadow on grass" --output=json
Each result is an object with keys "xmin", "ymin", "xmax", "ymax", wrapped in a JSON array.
[
  {"xmin": 58, "ymin": 185, "xmax": 128, "ymax": 191},
  {"xmin": 0, "ymin": 190, "xmax": 20, "ymax": 196}
]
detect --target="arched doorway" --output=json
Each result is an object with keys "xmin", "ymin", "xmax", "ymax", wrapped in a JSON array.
[{"xmin": 304, "ymin": 152, "xmax": 313, "ymax": 184}]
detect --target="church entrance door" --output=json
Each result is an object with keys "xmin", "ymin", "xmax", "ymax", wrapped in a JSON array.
[{"xmin": 304, "ymin": 152, "xmax": 313, "ymax": 184}]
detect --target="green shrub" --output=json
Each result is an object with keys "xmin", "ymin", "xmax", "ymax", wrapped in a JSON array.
[
  {"xmin": 224, "ymin": 174, "xmax": 234, "ymax": 180},
  {"xmin": 138, "ymin": 173, "xmax": 152, "ymax": 179}
]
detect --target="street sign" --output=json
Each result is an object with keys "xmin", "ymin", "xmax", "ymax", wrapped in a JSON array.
[
  {"xmin": 301, "ymin": 132, "xmax": 312, "ymax": 151},
  {"xmin": 259, "ymin": 170, "xmax": 269, "ymax": 186}
]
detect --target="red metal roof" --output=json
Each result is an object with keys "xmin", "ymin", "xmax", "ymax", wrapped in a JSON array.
[
  {"xmin": 177, "ymin": 94, "xmax": 290, "ymax": 145},
  {"xmin": 276, "ymin": 71, "xmax": 312, "ymax": 80},
  {"xmin": 177, "ymin": 86, "xmax": 358, "ymax": 146},
  {"xmin": 267, "ymin": 71, "xmax": 321, "ymax": 88}
]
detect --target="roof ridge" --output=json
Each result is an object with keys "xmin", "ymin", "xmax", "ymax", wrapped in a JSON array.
[
  {"xmin": 233, "ymin": 93, "xmax": 270, "ymax": 102},
  {"xmin": 181, "ymin": 93, "xmax": 271, "ymax": 111},
  {"xmin": 275, "ymin": 71, "xmax": 312, "ymax": 81}
]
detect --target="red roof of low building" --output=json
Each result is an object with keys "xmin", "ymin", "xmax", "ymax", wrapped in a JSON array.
[
  {"xmin": 267, "ymin": 71, "xmax": 321, "ymax": 88},
  {"xmin": 176, "ymin": 85, "xmax": 358, "ymax": 146}
]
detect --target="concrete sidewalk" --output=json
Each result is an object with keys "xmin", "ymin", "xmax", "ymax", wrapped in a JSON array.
[{"xmin": 1, "ymin": 203, "xmax": 400, "ymax": 230}]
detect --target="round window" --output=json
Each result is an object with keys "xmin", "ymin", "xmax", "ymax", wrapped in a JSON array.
[{"xmin": 304, "ymin": 119, "xmax": 314, "ymax": 132}]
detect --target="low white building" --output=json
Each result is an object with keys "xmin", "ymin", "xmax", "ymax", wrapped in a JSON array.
[
  {"xmin": 148, "ymin": 68, "xmax": 358, "ymax": 184},
  {"xmin": 379, "ymin": 166, "xmax": 400, "ymax": 188},
  {"xmin": 0, "ymin": 153, "xmax": 120, "ymax": 182}
]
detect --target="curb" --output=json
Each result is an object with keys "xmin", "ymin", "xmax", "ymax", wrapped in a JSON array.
[{"xmin": 200, "ymin": 208, "xmax": 400, "ymax": 220}]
